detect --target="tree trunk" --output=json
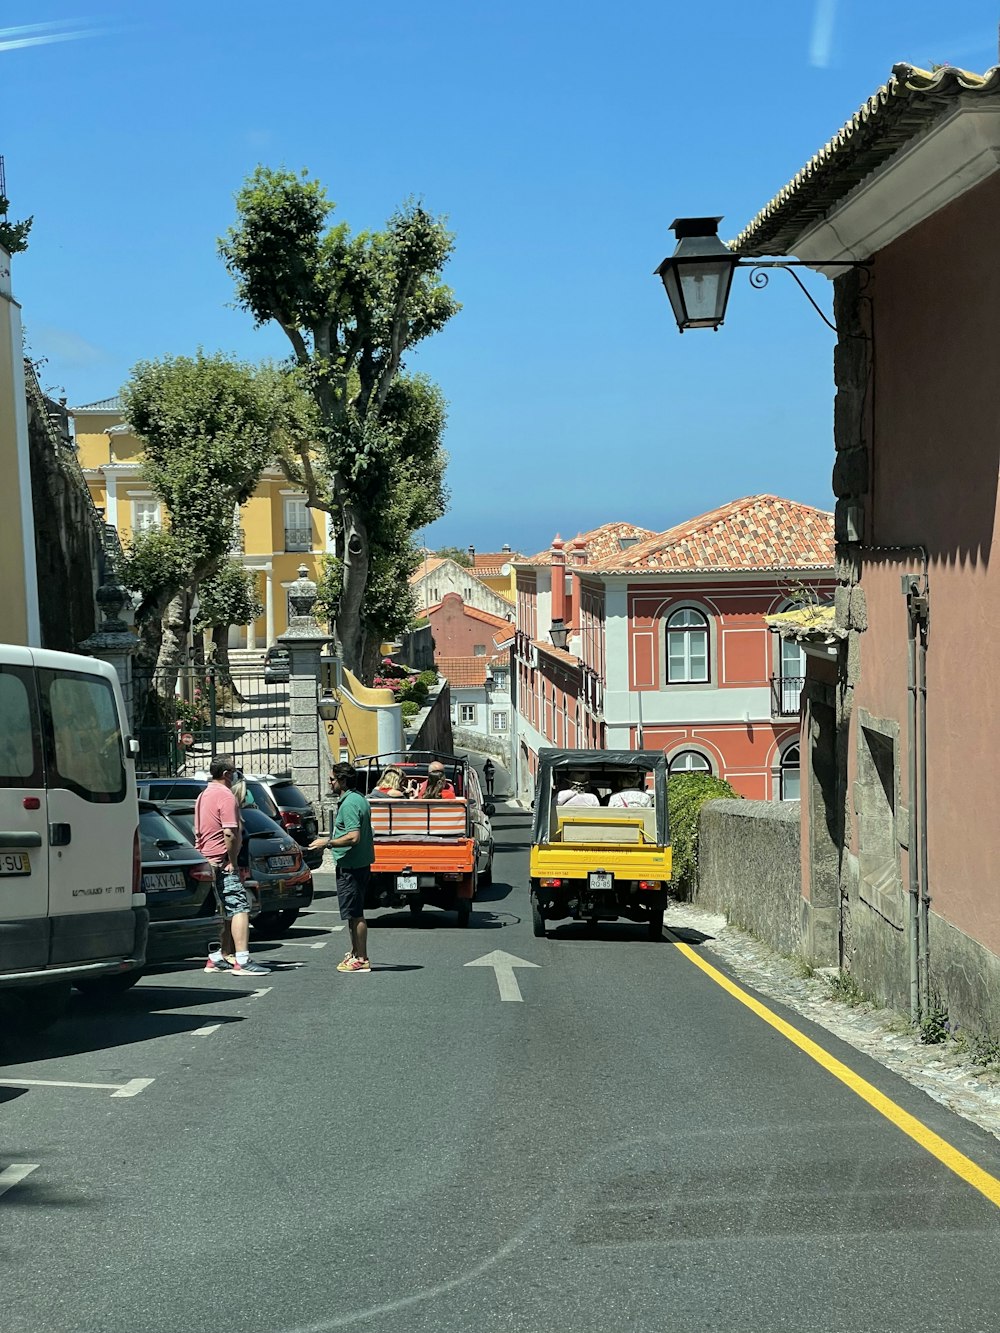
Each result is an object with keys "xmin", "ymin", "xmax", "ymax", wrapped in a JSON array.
[
  {"xmin": 336, "ymin": 501, "xmax": 369, "ymax": 677},
  {"xmin": 211, "ymin": 624, "xmax": 243, "ymax": 701},
  {"xmin": 156, "ymin": 588, "xmax": 193, "ymax": 699}
]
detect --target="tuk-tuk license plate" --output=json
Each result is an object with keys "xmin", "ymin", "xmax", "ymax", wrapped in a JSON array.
[
  {"xmin": 589, "ymin": 871, "xmax": 613, "ymax": 892},
  {"xmin": 0, "ymin": 852, "xmax": 31, "ymax": 876},
  {"xmin": 397, "ymin": 875, "xmax": 418, "ymax": 893}
]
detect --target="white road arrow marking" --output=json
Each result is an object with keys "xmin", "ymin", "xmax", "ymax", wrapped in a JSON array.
[
  {"xmin": 464, "ymin": 949, "xmax": 540, "ymax": 1002},
  {"xmin": 0, "ymin": 1164, "xmax": 39, "ymax": 1199}
]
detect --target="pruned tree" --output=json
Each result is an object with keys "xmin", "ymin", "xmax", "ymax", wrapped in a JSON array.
[
  {"xmin": 219, "ymin": 166, "xmax": 459, "ymax": 677},
  {"xmin": 434, "ymin": 546, "xmax": 473, "ymax": 567},
  {"xmin": 312, "ymin": 372, "xmax": 448, "ymax": 677},
  {"xmin": 120, "ymin": 352, "xmax": 283, "ymax": 687},
  {"xmin": 0, "ymin": 190, "xmax": 32, "ymax": 255},
  {"xmin": 194, "ymin": 561, "xmax": 264, "ymax": 685}
]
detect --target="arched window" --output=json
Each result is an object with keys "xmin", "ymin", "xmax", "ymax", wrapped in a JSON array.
[
  {"xmin": 666, "ymin": 608, "xmax": 709, "ymax": 683},
  {"xmin": 780, "ymin": 743, "xmax": 801, "ymax": 800},
  {"xmin": 669, "ymin": 749, "xmax": 712, "ymax": 775}
]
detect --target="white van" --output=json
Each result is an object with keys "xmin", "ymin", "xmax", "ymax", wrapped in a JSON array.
[{"xmin": 0, "ymin": 645, "xmax": 148, "ymax": 1032}]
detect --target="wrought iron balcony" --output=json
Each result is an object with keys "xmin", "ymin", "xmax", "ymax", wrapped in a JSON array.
[
  {"xmin": 771, "ymin": 674, "xmax": 805, "ymax": 717},
  {"xmin": 284, "ymin": 525, "xmax": 313, "ymax": 552}
]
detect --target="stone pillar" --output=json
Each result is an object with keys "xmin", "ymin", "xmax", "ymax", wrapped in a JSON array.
[
  {"xmin": 277, "ymin": 564, "xmax": 329, "ymax": 807},
  {"xmin": 79, "ymin": 573, "xmax": 139, "ymax": 727},
  {"xmin": 265, "ymin": 566, "xmax": 275, "ymax": 647}
]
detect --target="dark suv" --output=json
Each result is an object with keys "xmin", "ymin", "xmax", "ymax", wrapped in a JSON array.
[
  {"xmin": 137, "ymin": 776, "xmax": 282, "ymax": 822},
  {"xmin": 250, "ymin": 775, "xmax": 323, "ymax": 870}
]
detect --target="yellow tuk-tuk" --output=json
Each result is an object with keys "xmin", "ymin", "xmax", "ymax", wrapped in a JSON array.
[{"xmin": 529, "ymin": 750, "xmax": 671, "ymax": 939}]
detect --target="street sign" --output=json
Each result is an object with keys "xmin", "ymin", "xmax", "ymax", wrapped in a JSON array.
[{"xmin": 464, "ymin": 949, "xmax": 539, "ymax": 1002}]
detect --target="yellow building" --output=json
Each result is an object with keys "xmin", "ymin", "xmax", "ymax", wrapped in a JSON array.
[
  {"xmin": 73, "ymin": 397, "xmax": 329, "ymax": 648},
  {"xmin": 0, "ymin": 244, "xmax": 41, "ymax": 645}
]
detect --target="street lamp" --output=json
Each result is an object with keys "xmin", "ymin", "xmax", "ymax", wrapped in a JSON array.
[
  {"xmin": 549, "ymin": 620, "xmax": 570, "ymax": 651},
  {"xmin": 655, "ymin": 216, "xmax": 869, "ymax": 334},
  {"xmin": 317, "ymin": 692, "xmax": 340, "ymax": 724},
  {"xmin": 654, "ymin": 217, "xmax": 738, "ymax": 332}
]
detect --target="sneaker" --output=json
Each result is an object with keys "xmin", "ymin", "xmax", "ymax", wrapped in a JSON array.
[
  {"xmin": 337, "ymin": 957, "xmax": 371, "ymax": 973},
  {"xmin": 232, "ymin": 958, "xmax": 270, "ymax": 975},
  {"xmin": 204, "ymin": 956, "xmax": 234, "ymax": 973}
]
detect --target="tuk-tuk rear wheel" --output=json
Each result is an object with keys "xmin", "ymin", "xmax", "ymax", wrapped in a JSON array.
[
  {"xmin": 531, "ymin": 894, "xmax": 546, "ymax": 938},
  {"xmin": 648, "ymin": 908, "xmax": 664, "ymax": 940}
]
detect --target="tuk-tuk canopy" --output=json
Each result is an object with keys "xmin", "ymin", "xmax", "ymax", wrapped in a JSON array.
[{"xmin": 531, "ymin": 749, "xmax": 670, "ymax": 847}]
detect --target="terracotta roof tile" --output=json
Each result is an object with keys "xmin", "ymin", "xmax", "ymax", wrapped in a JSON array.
[
  {"xmin": 533, "ymin": 639, "xmax": 582, "ymax": 668},
  {"xmin": 409, "ymin": 556, "xmax": 447, "ymax": 584},
  {"xmin": 596, "ymin": 495, "xmax": 834, "ymax": 573},
  {"xmin": 735, "ymin": 63, "xmax": 1000, "ymax": 256},
  {"xmin": 436, "ymin": 656, "xmax": 490, "ymax": 688},
  {"xmin": 472, "ymin": 551, "xmax": 521, "ymax": 575},
  {"xmin": 521, "ymin": 522, "xmax": 655, "ymax": 566},
  {"xmin": 425, "ymin": 599, "xmax": 514, "ymax": 632}
]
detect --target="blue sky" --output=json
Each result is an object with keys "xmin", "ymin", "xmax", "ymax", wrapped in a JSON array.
[{"xmin": 4, "ymin": 1, "xmax": 998, "ymax": 555}]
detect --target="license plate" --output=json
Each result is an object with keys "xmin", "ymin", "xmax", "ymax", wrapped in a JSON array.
[
  {"xmin": 142, "ymin": 870, "xmax": 186, "ymax": 893},
  {"xmin": 397, "ymin": 875, "xmax": 418, "ymax": 893},
  {"xmin": 269, "ymin": 855, "xmax": 296, "ymax": 871},
  {"xmin": 589, "ymin": 871, "xmax": 613, "ymax": 892},
  {"xmin": 0, "ymin": 852, "xmax": 30, "ymax": 876}
]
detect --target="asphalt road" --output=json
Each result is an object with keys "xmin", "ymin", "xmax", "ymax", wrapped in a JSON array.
[{"xmin": 3, "ymin": 804, "xmax": 1000, "ymax": 1333}]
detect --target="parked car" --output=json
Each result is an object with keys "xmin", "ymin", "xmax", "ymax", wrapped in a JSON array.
[
  {"xmin": 166, "ymin": 803, "xmax": 313, "ymax": 935},
  {"xmin": 263, "ymin": 646, "xmax": 290, "ymax": 684},
  {"xmin": 244, "ymin": 774, "xmax": 323, "ymax": 870},
  {"xmin": 76, "ymin": 802, "xmax": 219, "ymax": 994},
  {"xmin": 0, "ymin": 645, "xmax": 147, "ymax": 1033},
  {"xmin": 138, "ymin": 776, "xmax": 282, "ymax": 823}
]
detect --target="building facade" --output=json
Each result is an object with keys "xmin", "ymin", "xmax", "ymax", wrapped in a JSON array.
[
  {"xmin": 410, "ymin": 555, "xmax": 515, "ymax": 621},
  {"xmin": 73, "ymin": 397, "xmax": 330, "ymax": 647},
  {"xmin": 425, "ymin": 593, "xmax": 515, "ymax": 756},
  {"xmin": 737, "ymin": 62, "xmax": 1000, "ymax": 1037},
  {"xmin": 513, "ymin": 501, "xmax": 834, "ymax": 800}
]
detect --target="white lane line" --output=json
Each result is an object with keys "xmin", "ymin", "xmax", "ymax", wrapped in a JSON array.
[
  {"xmin": 111, "ymin": 1077, "xmax": 155, "ymax": 1098},
  {"xmin": 191, "ymin": 1024, "xmax": 221, "ymax": 1038},
  {"xmin": 290, "ymin": 924, "xmax": 343, "ymax": 934},
  {"xmin": 280, "ymin": 940, "xmax": 327, "ymax": 949},
  {"xmin": 0, "ymin": 1076, "xmax": 154, "ymax": 1098},
  {"xmin": 248, "ymin": 987, "xmax": 272, "ymax": 1001},
  {"xmin": 0, "ymin": 1164, "xmax": 39, "ymax": 1199},
  {"xmin": 303, "ymin": 910, "xmax": 344, "ymax": 915}
]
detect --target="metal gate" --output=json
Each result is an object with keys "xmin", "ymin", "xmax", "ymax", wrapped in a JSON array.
[{"xmin": 129, "ymin": 665, "xmax": 292, "ymax": 778}]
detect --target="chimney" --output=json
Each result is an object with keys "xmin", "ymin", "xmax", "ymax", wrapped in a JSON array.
[
  {"xmin": 550, "ymin": 533, "xmax": 567, "ymax": 634},
  {"xmin": 502, "ymin": 543, "xmax": 511, "ymax": 554},
  {"xmin": 569, "ymin": 535, "xmax": 588, "ymax": 567},
  {"xmin": 467, "ymin": 544, "xmax": 476, "ymax": 562}
]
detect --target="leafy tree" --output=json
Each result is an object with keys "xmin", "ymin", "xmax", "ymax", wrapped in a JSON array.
[
  {"xmin": 434, "ymin": 545, "xmax": 473, "ymax": 567},
  {"xmin": 120, "ymin": 351, "xmax": 283, "ymax": 681},
  {"xmin": 194, "ymin": 561, "xmax": 264, "ymax": 683},
  {"xmin": 219, "ymin": 166, "xmax": 458, "ymax": 677},
  {"xmin": 667, "ymin": 773, "xmax": 741, "ymax": 898},
  {"xmin": 0, "ymin": 192, "xmax": 32, "ymax": 255}
]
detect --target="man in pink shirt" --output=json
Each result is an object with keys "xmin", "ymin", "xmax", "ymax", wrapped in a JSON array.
[{"xmin": 195, "ymin": 754, "xmax": 269, "ymax": 976}]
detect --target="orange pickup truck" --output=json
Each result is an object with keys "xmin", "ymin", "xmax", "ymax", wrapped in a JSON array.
[{"xmin": 357, "ymin": 753, "xmax": 495, "ymax": 927}]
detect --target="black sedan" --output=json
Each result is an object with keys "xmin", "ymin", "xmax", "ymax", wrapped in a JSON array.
[
  {"xmin": 167, "ymin": 804, "xmax": 314, "ymax": 936},
  {"xmin": 75, "ymin": 802, "xmax": 218, "ymax": 995}
]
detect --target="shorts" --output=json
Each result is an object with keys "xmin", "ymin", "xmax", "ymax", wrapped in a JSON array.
[
  {"xmin": 336, "ymin": 864, "xmax": 371, "ymax": 921},
  {"xmin": 212, "ymin": 865, "xmax": 253, "ymax": 920}
]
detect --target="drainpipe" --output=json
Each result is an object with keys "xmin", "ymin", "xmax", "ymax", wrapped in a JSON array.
[
  {"xmin": 901, "ymin": 570, "xmax": 930, "ymax": 1021},
  {"xmin": 903, "ymin": 590, "xmax": 920, "ymax": 1023},
  {"xmin": 916, "ymin": 602, "xmax": 931, "ymax": 1017}
]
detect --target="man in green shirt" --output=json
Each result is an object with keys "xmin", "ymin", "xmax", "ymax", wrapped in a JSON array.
[{"xmin": 325, "ymin": 762, "xmax": 375, "ymax": 973}]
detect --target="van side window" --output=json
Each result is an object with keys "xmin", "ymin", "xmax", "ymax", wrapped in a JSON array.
[
  {"xmin": 0, "ymin": 668, "xmax": 43, "ymax": 786},
  {"xmin": 39, "ymin": 670, "xmax": 126, "ymax": 803}
]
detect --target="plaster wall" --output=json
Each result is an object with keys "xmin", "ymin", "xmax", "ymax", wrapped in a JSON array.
[{"xmin": 865, "ymin": 170, "xmax": 1000, "ymax": 957}]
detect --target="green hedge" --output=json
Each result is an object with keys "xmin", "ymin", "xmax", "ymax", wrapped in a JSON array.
[
  {"xmin": 668, "ymin": 773, "xmax": 741, "ymax": 897},
  {"xmin": 400, "ymin": 699, "xmax": 420, "ymax": 721},
  {"xmin": 417, "ymin": 670, "xmax": 438, "ymax": 689}
]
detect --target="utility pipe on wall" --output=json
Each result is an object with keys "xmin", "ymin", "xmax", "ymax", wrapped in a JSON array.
[
  {"xmin": 904, "ymin": 597, "xmax": 920, "ymax": 1023},
  {"xmin": 917, "ymin": 606, "xmax": 931, "ymax": 1018},
  {"xmin": 901, "ymin": 570, "xmax": 931, "ymax": 1022}
]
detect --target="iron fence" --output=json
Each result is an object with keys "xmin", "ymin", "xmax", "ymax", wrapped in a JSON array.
[{"xmin": 127, "ymin": 664, "xmax": 292, "ymax": 778}]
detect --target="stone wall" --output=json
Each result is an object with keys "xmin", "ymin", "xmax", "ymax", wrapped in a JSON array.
[
  {"xmin": 397, "ymin": 623, "xmax": 434, "ymax": 672},
  {"xmin": 25, "ymin": 365, "xmax": 106, "ymax": 651},
  {"xmin": 452, "ymin": 726, "xmax": 508, "ymax": 764},
  {"xmin": 695, "ymin": 799, "xmax": 803, "ymax": 959}
]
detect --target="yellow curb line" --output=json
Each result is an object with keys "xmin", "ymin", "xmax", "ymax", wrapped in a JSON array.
[{"xmin": 673, "ymin": 940, "xmax": 1000, "ymax": 1210}]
